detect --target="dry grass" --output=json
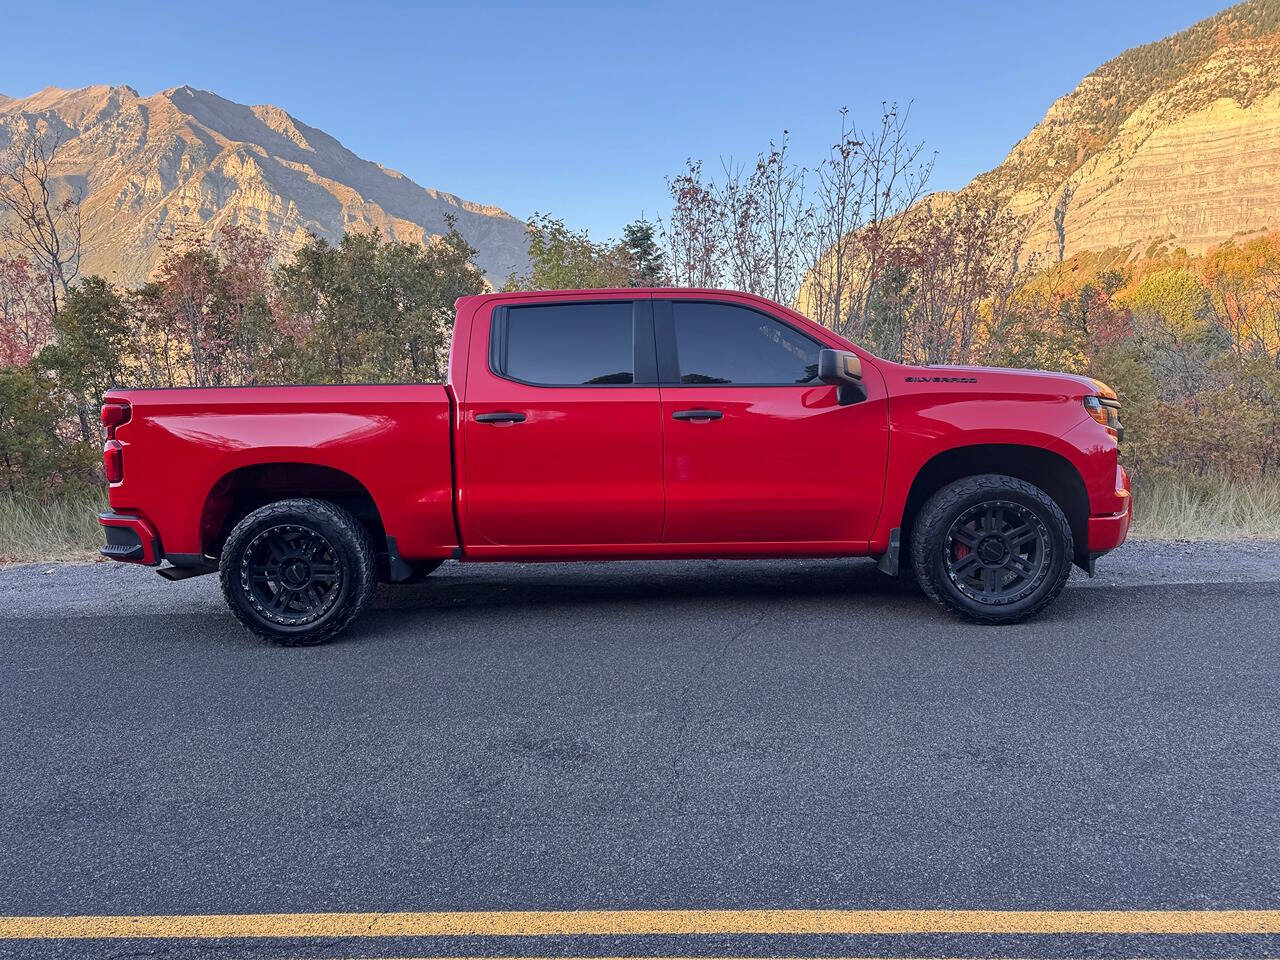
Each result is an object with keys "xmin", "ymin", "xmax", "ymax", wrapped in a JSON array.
[
  {"xmin": 1130, "ymin": 474, "xmax": 1280, "ymax": 540},
  {"xmin": 0, "ymin": 491, "xmax": 107, "ymax": 564},
  {"xmin": 1, "ymin": 475, "xmax": 1278, "ymax": 564}
]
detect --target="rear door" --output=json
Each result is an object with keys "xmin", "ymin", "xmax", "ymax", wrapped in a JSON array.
[
  {"xmin": 656, "ymin": 298, "xmax": 888, "ymax": 545},
  {"xmin": 461, "ymin": 296, "xmax": 664, "ymax": 547}
]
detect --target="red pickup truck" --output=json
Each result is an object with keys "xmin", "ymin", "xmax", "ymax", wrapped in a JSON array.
[{"xmin": 98, "ymin": 288, "xmax": 1130, "ymax": 645}]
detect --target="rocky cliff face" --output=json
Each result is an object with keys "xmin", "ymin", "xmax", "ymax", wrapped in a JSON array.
[
  {"xmin": 967, "ymin": 0, "xmax": 1280, "ymax": 263},
  {"xmin": 0, "ymin": 84, "xmax": 530, "ymax": 286}
]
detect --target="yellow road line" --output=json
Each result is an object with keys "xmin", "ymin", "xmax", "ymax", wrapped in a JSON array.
[{"xmin": 1, "ymin": 909, "xmax": 1279, "ymax": 940}]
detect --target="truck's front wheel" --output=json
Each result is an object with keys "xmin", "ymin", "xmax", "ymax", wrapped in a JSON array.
[
  {"xmin": 910, "ymin": 474, "xmax": 1073, "ymax": 625},
  {"xmin": 219, "ymin": 498, "xmax": 377, "ymax": 646}
]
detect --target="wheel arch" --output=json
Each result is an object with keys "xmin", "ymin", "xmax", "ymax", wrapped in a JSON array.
[
  {"xmin": 899, "ymin": 444, "xmax": 1090, "ymax": 561},
  {"xmin": 199, "ymin": 462, "xmax": 387, "ymax": 561}
]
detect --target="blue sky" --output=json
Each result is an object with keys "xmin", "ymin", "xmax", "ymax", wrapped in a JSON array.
[{"xmin": 1, "ymin": 0, "xmax": 1230, "ymax": 239}]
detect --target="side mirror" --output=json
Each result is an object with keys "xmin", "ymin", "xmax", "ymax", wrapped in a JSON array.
[
  {"xmin": 818, "ymin": 348, "xmax": 862, "ymax": 385},
  {"xmin": 818, "ymin": 349, "xmax": 865, "ymax": 405}
]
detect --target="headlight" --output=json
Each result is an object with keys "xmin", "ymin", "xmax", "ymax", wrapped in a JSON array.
[{"xmin": 1084, "ymin": 395, "xmax": 1123, "ymax": 442}]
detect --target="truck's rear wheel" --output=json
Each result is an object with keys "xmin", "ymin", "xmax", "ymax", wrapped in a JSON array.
[
  {"xmin": 910, "ymin": 474, "xmax": 1073, "ymax": 625},
  {"xmin": 219, "ymin": 498, "xmax": 376, "ymax": 646}
]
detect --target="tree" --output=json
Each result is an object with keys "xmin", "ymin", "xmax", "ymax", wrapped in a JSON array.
[
  {"xmin": 904, "ymin": 193, "xmax": 1021, "ymax": 364},
  {"xmin": 700, "ymin": 135, "xmax": 810, "ymax": 302},
  {"xmin": 658, "ymin": 107, "xmax": 930, "ymax": 321},
  {"xmin": 138, "ymin": 234, "xmax": 224, "ymax": 387},
  {"xmin": 656, "ymin": 136, "xmax": 808, "ymax": 300},
  {"xmin": 274, "ymin": 233, "xmax": 367, "ymax": 384},
  {"xmin": 274, "ymin": 223, "xmax": 487, "ymax": 384},
  {"xmin": 503, "ymin": 214, "xmax": 630, "ymax": 291},
  {"xmin": 132, "ymin": 224, "xmax": 277, "ymax": 388},
  {"xmin": 751, "ymin": 135, "xmax": 809, "ymax": 306},
  {"xmin": 0, "ymin": 255, "xmax": 54, "ymax": 366},
  {"xmin": 1200, "ymin": 235, "xmax": 1280, "ymax": 360},
  {"xmin": 620, "ymin": 219, "xmax": 665, "ymax": 286},
  {"xmin": 717, "ymin": 157, "xmax": 768, "ymax": 295},
  {"xmin": 1053, "ymin": 279, "xmax": 1132, "ymax": 363},
  {"xmin": 38, "ymin": 276, "xmax": 131, "ymax": 443},
  {"xmin": 413, "ymin": 219, "xmax": 488, "ymax": 377},
  {"xmin": 0, "ymin": 365, "xmax": 95, "ymax": 495},
  {"xmin": 848, "ymin": 192, "xmax": 1022, "ymax": 364},
  {"xmin": 0, "ymin": 123, "xmax": 82, "ymax": 314},
  {"xmin": 659, "ymin": 161, "xmax": 722, "ymax": 288},
  {"xmin": 211, "ymin": 223, "xmax": 277, "ymax": 384},
  {"xmin": 357, "ymin": 221, "xmax": 487, "ymax": 382},
  {"xmin": 798, "ymin": 104, "xmax": 933, "ymax": 337},
  {"xmin": 1125, "ymin": 266, "xmax": 1211, "ymax": 335}
]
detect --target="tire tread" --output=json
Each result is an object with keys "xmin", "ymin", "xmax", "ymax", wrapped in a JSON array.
[
  {"xmin": 909, "ymin": 473, "xmax": 1074, "ymax": 625},
  {"xmin": 219, "ymin": 497, "xmax": 376, "ymax": 646}
]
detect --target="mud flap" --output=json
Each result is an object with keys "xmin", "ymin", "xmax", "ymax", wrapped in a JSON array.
[
  {"xmin": 384, "ymin": 535, "xmax": 414, "ymax": 583},
  {"xmin": 876, "ymin": 527, "xmax": 901, "ymax": 576}
]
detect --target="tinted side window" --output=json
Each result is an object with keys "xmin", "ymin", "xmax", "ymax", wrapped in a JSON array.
[
  {"xmin": 671, "ymin": 302, "xmax": 821, "ymax": 385},
  {"xmin": 503, "ymin": 302, "xmax": 634, "ymax": 385}
]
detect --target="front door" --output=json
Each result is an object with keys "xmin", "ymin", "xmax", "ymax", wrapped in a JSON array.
[
  {"xmin": 656, "ymin": 299, "xmax": 888, "ymax": 545},
  {"xmin": 462, "ymin": 296, "xmax": 664, "ymax": 547}
]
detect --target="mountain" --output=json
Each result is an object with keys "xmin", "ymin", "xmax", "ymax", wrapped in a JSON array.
[
  {"xmin": 956, "ymin": 0, "xmax": 1280, "ymax": 263},
  {"xmin": 0, "ymin": 84, "xmax": 530, "ymax": 286}
]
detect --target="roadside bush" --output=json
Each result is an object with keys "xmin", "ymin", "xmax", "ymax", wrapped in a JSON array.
[{"xmin": 0, "ymin": 365, "xmax": 97, "ymax": 496}]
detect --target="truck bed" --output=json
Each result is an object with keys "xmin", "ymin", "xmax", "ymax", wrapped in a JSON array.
[{"xmin": 104, "ymin": 384, "xmax": 457, "ymax": 564}]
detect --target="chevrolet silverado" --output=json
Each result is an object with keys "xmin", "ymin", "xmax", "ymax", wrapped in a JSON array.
[{"xmin": 98, "ymin": 288, "xmax": 1131, "ymax": 644}]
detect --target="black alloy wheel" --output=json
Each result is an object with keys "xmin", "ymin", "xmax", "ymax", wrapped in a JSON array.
[
  {"xmin": 910, "ymin": 474, "xmax": 1074, "ymax": 624},
  {"xmin": 943, "ymin": 499, "xmax": 1051, "ymax": 606},
  {"xmin": 241, "ymin": 524, "xmax": 344, "ymax": 627},
  {"xmin": 219, "ymin": 498, "xmax": 376, "ymax": 645}
]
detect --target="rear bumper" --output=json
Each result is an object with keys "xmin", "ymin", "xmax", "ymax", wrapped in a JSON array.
[
  {"xmin": 98, "ymin": 512, "xmax": 161, "ymax": 566},
  {"xmin": 1087, "ymin": 465, "xmax": 1132, "ymax": 554}
]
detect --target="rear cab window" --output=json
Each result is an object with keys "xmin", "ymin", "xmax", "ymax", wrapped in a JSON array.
[{"xmin": 491, "ymin": 301, "xmax": 654, "ymax": 386}]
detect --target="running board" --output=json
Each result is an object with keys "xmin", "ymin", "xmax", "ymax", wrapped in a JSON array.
[{"xmin": 157, "ymin": 562, "xmax": 217, "ymax": 581}]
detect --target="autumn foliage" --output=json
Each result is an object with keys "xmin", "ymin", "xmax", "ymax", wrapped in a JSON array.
[
  {"xmin": 983, "ymin": 242, "xmax": 1280, "ymax": 483},
  {"xmin": 3, "ymin": 102, "xmax": 1280, "ymax": 507},
  {"xmin": 654, "ymin": 108, "xmax": 1280, "ymax": 489},
  {"xmin": 0, "ymin": 220, "xmax": 486, "ymax": 494},
  {"xmin": 0, "ymin": 256, "xmax": 53, "ymax": 367}
]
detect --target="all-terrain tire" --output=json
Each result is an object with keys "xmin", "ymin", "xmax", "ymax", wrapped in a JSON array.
[
  {"xmin": 910, "ymin": 474, "xmax": 1074, "ymax": 625},
  {"xmin": 219, "ymin": 498, "xmax": 377, "ymax": 646}
]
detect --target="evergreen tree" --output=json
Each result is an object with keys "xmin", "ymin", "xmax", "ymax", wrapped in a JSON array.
[{"xmin": 621, "ymin": 219, "xmax": 666, "ymax": 286}]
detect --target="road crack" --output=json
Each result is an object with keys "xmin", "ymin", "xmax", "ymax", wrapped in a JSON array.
[{"xmin": 667, "ymin": 606, "xmax": 768, "ymax": 814}]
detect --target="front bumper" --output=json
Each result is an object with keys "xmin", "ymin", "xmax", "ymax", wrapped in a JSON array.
[
  {"xmin": 98, "ymin": 512, "xmax": 161, "ymax": 566},
  {"xmin": 1087, "ymin": 465, "xmax": 1132, "ymax": 554}
]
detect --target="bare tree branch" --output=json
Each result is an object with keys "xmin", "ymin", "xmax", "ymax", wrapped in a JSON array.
[{"xmin": 0, "ymin": 120, "xmax": 82, "ymax": 314}]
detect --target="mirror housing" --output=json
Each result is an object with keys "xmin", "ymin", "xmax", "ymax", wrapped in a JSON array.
[
  {"xmin": 818, "ymin": 348, "xmax": 862, "ymax": 385},
  {"xmin": 818, "ymin": 349, "xmax": 865, "ymax": 405}
]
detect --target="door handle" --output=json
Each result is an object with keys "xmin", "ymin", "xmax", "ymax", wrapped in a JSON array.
[
  {"xmin": 475, "ymin": 411, "xmax": 526, "ymax": 424},
  {"xmin": 671, "ymin": 409, "xmax": 723, "ymax": 421}
]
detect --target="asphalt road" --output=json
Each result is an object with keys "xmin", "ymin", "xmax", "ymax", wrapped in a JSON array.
[{"xmin": 1, "ymin": 542, "xmax": 1278, "ymax": 959}]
